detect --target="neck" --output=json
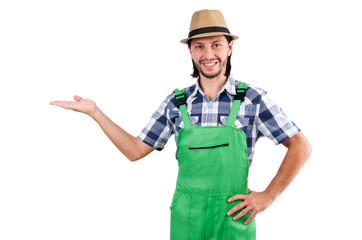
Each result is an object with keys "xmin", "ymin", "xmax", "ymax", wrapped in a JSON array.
[{"xmin": 199, "ymin": 74, "xmax": 228, "ymax": 101}]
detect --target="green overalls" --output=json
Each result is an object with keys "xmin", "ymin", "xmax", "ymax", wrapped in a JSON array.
[{"xmin": 170, "ymin": 82, "xmax": 256, "ymax": 240}]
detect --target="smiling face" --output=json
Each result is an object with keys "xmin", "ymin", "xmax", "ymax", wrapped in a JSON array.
[{"xmin": 188, "ymin": 35, "xmax": 233, "ymax": 80}]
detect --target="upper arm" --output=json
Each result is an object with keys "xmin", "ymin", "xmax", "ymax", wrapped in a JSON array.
[
  {"xmin": 256, "ymin": 90, "xmax": 301, "ymax": 145},
  {"xmin": 282, "ymin": 131, "xmax": 302, "ymax": 148},
  {"xmin": 134, "ymin": 137, "xmax": 156, "ymax": 160},
  {"xmin": 137, "ymin": 93, "xmax": 175, "ymax": 151},
  {"xmin": 282, "ymin": 131, "xmax": 312, "ymax": 156}
]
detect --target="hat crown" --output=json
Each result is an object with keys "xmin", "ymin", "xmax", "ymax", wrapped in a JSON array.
[
  {"xmin": 189, "ymin": 9, "xmax": 228, "ymax": 31},
  {"xmin": 180, "ymin": 9, "xmax": 238, "ymax": 44}
]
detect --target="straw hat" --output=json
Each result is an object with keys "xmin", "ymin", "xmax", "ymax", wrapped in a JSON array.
[{"xmin": 180, "ymin": 9, "xmax": 238, "ymax": 44}]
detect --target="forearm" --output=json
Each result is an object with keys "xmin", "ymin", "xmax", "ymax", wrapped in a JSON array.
[
  {"xmin": 91, "ymin": 108, "xmax": 154, "ymax": 161},
  {"xmin": 264, "ymin": 132, "xmax": 312, "ymax": 200}
]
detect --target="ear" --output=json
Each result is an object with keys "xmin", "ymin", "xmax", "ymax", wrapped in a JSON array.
[{"xmin": 228, "ymin": 40, "xmax": 234, "ymax": 56}]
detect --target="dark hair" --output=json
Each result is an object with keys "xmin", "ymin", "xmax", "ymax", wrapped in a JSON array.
[{"xmin": 188, "ymin": 35, "xmax": 233, "ymax": 79}]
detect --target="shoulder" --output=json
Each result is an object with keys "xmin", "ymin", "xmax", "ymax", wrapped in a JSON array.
[{"xmin": 236, "ymin": 81, "xmax": 267, "ymax": 105}]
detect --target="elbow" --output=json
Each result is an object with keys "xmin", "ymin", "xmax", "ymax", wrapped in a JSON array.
[
  {"xmin": 285, "ymin": 132, "xmax": 312, "ymax": 160},
  {"xmin": 124, "ymin": 139, "xmax": 154, "ymax": 162},
  {"xmin": 305, "ymin": 141, "xmax": 313, "ymax": 159},
  {"xmin": 300, "ymin": 137, "xmax": 312, "ymax": 161},
  {"xmin": 127, "ymin": 154, "xmax": 142, "ymax": 162},
  {"xmin": 127, "ymin": 156, "xmax": 137, "ymax": 162},
  {"xmin": 126, "ymin": 151, "xmax": 145, "ymax": 162}
]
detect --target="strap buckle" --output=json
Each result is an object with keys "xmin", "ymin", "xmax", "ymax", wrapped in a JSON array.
[
  {"xmin": 175, "ymin": 93, "xmax": 187, "ymax": 108},
  {"xmin": 234, "ymin": 88, "xmax": 247, "ymax": 101}
]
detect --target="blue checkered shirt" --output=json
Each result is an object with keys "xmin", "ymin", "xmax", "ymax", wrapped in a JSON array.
[{"xmin": 137, "ymin": 76, "xmax": 300, "ymax": 166}]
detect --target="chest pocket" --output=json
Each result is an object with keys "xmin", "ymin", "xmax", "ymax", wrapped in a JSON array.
[
  {"xmin": 175, "ymin": 116, "xmax": 199, "ymax": 130},
  {"xmin": 220, "ymin": 115, "xmax": 249, "ymax": 128}
]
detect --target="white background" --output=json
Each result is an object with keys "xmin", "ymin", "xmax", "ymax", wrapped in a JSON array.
[{"xmin": 1, "ymin": 0, "xmax": 361, "ymax": 239}]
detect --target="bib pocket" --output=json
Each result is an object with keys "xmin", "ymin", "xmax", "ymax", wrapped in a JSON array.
[{"xmin": 189, "ymin": 143, "xmax": 229, "ymax": 150}]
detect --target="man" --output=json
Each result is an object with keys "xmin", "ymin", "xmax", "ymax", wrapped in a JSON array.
[{"xmin": 50, "ymin": 9, "xmax": 312, "ymax": 240}]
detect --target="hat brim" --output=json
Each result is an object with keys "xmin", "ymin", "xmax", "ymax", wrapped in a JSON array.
[{"xmin": 180, "ymin": 32, "xmax": 239, "ymax": 44}]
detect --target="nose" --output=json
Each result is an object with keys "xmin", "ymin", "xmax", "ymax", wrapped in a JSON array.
[{"xmin": 203, "ymin": 45, "xmax": 215, "ymax": 59}]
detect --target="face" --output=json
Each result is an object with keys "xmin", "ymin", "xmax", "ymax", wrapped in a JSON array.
[{"xmin": 189, "ymin": 35, "xmax": 233, "ymax": 79}]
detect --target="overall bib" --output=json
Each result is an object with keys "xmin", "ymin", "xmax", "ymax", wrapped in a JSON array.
[{"xmin": 170, "ymin": 82, "xmax": 256, "ymax": 240}]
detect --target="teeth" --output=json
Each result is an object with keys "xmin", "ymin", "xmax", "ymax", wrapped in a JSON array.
[{"xmin": 204, "ymin": 62, "xmax": 216, "ymax": 66}]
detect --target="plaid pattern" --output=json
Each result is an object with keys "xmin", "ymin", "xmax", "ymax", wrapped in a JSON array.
[{"xmin": 137, "ymin": 76, "xmax": 300, "ymax": 166}]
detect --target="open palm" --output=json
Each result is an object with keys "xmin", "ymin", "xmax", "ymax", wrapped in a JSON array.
[{"xmin": 50, "ymin": 95, "xmax": 98, "ymax": 117}]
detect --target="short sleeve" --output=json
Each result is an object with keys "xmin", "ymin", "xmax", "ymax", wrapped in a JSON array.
[
  {"xmin": 137, "ymin": 94, "xmax": 174, "ymax": 151},
  {"xmin": 256, "ymin": 91, "xmax": 301, "ymax": 144}
]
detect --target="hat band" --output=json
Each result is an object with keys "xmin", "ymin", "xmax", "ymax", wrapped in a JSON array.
[{"xmin": 188, "ymin": 26, "xmax": 230, "ymax": 38}]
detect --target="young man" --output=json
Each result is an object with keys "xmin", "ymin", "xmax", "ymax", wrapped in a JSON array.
[{"xmin": 50, "ymin": 9, "xmax": 311, "ymax": 240}]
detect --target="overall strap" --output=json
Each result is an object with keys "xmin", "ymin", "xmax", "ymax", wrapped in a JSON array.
[
  {"xmin": 173, "ymin": 88, "xmax": 192, "ymax": 128},
  {"xmin": 227, "ymin": 82, "xmax": 249, "ymax": 127}
]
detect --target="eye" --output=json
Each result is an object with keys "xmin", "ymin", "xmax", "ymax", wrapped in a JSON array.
[
  {"xmin": 195, "ymin": 45, "xmax": 203, "ymax": 49},
  {"xmin": 214, "ymin": 43, "xmax": 221, "ymax": 47}
]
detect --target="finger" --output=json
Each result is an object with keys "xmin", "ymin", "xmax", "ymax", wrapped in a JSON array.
[
  {"xmin": 49, "ymin": 101, "xmax": 76, "ymax": 110},
  {"xmin": 73, "ymin": 95, "xmax": 83, "ymax": 102},
  {"xmin": 49, "ymin": 100, "xmax": 66, "ymax": 107},
  {"xmin": 244, "ymin": 211, "xmax": 257, "ymax": 225},
  {"xmin": 227, "ymin": 202, "xmax": 247, "ymax": 216},
  {"xmin": 232, "ymin": 206, "xmax": 252, "ymax": 221},
  {"xmin": 228, "ymin": 194, "xmax": 247, "ymax": 203}
]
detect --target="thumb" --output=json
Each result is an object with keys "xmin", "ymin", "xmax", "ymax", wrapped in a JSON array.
[{"xmin": 73, "ymin": 95, "xmax": 83, "ymax": 102}]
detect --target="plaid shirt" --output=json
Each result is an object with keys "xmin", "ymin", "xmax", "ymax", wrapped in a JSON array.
[{"xmin": 137, "ymin": 76, "xmax": 300, "ymax": 166}]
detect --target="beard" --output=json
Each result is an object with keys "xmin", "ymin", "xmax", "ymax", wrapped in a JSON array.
[
  {"xmin": 194, "ymin": 57, "xmax": 227, "ymax": 79},
  {"xmin": 200, "ymin": 68, "xmax": 222, "ymax": 79}
]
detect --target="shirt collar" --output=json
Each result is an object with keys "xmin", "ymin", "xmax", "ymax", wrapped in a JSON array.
[
  {"xmin": 191, "ymin": 75, "xmax": 237, "ymax": 99},
  {"xmin": 225, "ymin": 75, "xmax": 237, "ymax": 95}
]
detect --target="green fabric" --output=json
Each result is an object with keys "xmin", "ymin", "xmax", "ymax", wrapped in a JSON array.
[
  {"xmin": 174, "ymin": 88, "xmax": 192, "ymax": 128},
  {"xmin": 170, "ymin": 82, "xmax": 256, "ymax": 239},
  {"xmin": 227, "ymin": 82, "xmax": 249, "ymax": 127}
]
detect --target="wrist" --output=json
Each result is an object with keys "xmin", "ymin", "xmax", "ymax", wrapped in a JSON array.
[
  {"xmin": 264, "ymin": 188, "xmax": 278, "ymax": 202},
  {"xmin": 90, "ymin": 106, "xmax": 102, "ymax": 121}
]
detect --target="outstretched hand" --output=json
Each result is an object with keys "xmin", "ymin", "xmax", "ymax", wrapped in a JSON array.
[
  {"xmin": 49, "ymin": 95, "xmax": 98, "ymax": 118},
  {"xmin": 227, "ymin": 190, "xmax": 274, "ymax": 224}
]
